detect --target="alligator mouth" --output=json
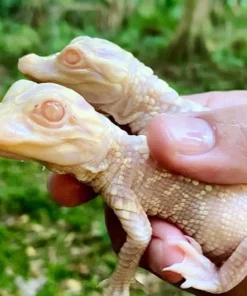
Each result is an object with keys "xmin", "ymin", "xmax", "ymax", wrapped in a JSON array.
[{"xmin": 0, "ymin": 149, "xmax": 30, "ymax": 161}]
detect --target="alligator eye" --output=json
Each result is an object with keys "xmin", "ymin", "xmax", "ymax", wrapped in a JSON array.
[
  {"xmin": 63, "ymin": 48, "xmax": 81, "ymax": 65},
  {"xmin": 41, "ymin": 101, "xmax": 64, "ymax": 122}
]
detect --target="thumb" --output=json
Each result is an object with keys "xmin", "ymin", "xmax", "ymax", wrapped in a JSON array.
[{"xmin": 147, "ymin": 104, "xmax": 247, "ymax": 184}]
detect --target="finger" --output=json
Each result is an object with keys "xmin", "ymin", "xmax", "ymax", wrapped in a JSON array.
[
  {"xmin": 142, "ymin": 218, "xmax": 185, "ymax": 283},
  {"xmin": 47, "ymin": 173, "xmax": 96, "ymax": 207},
  {"xmin": 183, "ymin": 91, "xmax": 247, "ymax": 109},
  {"xmin": 105, "ymin": 207, "xmax": 185, "ymax": 283},
  {"xmin": 148, "ymin": 104, "xmax": 247, "ymax": 184}
]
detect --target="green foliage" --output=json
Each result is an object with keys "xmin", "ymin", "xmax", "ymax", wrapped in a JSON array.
[
  {"xmin": 0, "ymin": 0, "xmax": 247, "ymax": 98},
  {"xmin": 0, "ymin": 0, "xmax": 247, "ymax": 295}
]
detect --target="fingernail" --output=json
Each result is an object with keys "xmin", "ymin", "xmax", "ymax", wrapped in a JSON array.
[
  {"xmin": 162, "ymin": 270, "xmax": 182, "ymax": 283},
  {"xmin": 163, "ymin": 116, "xmax": 215, "ymax": 155},
  {"xmin": 145, "ymin": 236, "xmax": 184, "ymax": 284}
]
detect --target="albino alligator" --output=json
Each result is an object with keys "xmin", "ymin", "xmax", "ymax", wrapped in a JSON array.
[
  {"xmin": 18, "ymin": 36, "xmax": 208, "ymax": 136},
  {"xmin": 0, "ymin": 79, "xmax": 246, "ymax": 295}
]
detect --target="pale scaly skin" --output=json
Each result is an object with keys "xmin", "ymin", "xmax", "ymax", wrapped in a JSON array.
[
  {"xmin": 1, "ymin": 80, "xmax": 247, "ymax": 295},
  {"xmin": 18, "ymin": 36, "xmax": 207, "ymax": 134}
]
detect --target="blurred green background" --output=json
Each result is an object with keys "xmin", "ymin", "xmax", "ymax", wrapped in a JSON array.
[{"xmin": 0, "ymin": 0, "xmax": 247, "ymax": 295}]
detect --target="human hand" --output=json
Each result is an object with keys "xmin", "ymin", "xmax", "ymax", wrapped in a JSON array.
[{"xmin": 48, "ymin": 91, "xmax": 247, "ymax": 295}]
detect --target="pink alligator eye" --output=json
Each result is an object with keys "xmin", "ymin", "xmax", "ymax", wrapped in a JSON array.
[
  {"xmin": 63, "ymin": 48, "xmax": 81, "ymax": 65},
  {"xmin": 41, "ymin": 101, "xmax": 64, "ymax": 122}
]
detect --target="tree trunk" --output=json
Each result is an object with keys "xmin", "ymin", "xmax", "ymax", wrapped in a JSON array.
[
  {"xmin": 166, "ymin": 0, "xmax": 212, "ymax": 62},
  {"xmin": 97, "ymin": 0, "xmax": 137, "ymax": 32}
]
